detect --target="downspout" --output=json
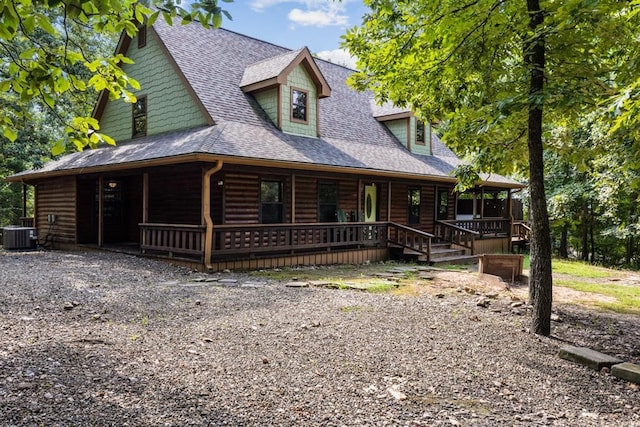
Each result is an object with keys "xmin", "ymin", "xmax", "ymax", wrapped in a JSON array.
[{"xmin": 203, "ymin": 161, "xmax": 223, "ymax": 271}]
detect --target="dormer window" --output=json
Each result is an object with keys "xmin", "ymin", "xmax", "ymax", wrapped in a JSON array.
[
  {"xmin": 132, "ymin": 95, "xmax": 147, "ymax": 138},
  {"xmin": 291, "ymin": 88, "xmax": 308, "ymax": 123},
  {"xmin": 416, "ymin": 120, "xmax": 426, "ymax": 146},
  {"xmin": 138, "ymin": 23, "xmax": 147, "ymax": 49}
]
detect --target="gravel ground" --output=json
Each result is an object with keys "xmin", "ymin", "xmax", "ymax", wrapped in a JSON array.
[{"xmin": 0, "ymin": 249, "xmax": 638, "ymax": 426}]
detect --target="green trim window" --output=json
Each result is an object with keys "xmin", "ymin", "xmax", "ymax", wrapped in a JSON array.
[
  {"xmin": 416, "ymin": 120, "xmax": 426, "ymax": 146},
  {"xmin": 291, "ymin": 88, "xmax": 308, "ymax": 123},
  {"xmin": 408, "ymin": 188, "xmax": 421, "ymax": 224},
  {"xmin": 318, "ymin": 182, "xmax": 338, "ymax": 222},
  {"xmin": 132, "ymin": 95, "xmax": 147, "ymax": 138},
  {"xmin": 260, "ymin": 180, "xmax": 283, "ymax": 224}
]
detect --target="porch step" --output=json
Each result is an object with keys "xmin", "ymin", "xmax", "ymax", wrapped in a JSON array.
[
  {"xmin": 430, "ymin": 247, "xmax": 467, "ymax": 259},
  {"xmin": 429, "ymin": 254, "xmax": 479, "ymax": 266}
]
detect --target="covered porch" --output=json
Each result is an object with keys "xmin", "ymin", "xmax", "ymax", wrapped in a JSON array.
[{"xmin": 25, "ymin": 160, "xmax": 523, "ymax": 271}]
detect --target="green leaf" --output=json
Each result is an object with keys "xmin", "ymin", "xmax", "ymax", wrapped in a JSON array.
[
  {"xmin": 3, "ymin": 127, "xmax": 18, "ymax": 142},
  {"xmin": 51, "ymin": 140, "xmax": 66, "ymax": 156},
  {"xmin": 36, "ymin": 14, "xmax": 58, "ymax": 35}
]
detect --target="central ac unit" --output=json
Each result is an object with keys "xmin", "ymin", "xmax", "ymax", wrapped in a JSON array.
[{"xmin": 2, "ymin": 226, "xmax": 38, "ymax": 250}]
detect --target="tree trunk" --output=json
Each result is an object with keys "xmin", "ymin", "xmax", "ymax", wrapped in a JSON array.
[
  {"xmin": 559, "ymin": 225, "xmax": 568, "ymax": 258},
  {"xmin": 581, "ymin": 201, "xmax": 589, "ymax": 261},
  {"xmin": 626, "ymin": 193, "xmax": 637, "ymax": 265},
  {"xmin": 526, "ymin": 0, "xmax": 553, "ymax": 337},
  {"xmin": 590, "ymin": 204, "xmax": 595, "ymax": 263}
]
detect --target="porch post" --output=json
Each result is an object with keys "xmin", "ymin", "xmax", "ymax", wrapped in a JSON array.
[
  {"xmin": 141, "ymin": 173, "xmax": 149, "ymax": 250},
  {"xmin": 22, "ymin": 183, "xmax": 27, "ymax": 218},
  {"xmin": 507, "ymin": 189, "xmax": 513, "ymax": 251},
  {"xmin": 142, "ymin": 173, "xmax": 149, "ymax": 223},
  {"xmin": 387, "ymin": 181, "xmax": 391, "ymax": 222},
  {"xmin": 291, "ymin": 174, "xmax": 296, "ymax": 223},
  {"xmin": 202, "ymin": 161, "xmax": 223, "ymax": 270},
  {"xmin": 98, "ymin": 177, "xmax": 104, "ymax": 247},
  {"xmin": 480, "ymin": 188, "xmax": 485, "ymax": 218},
  {"xmin": 357, "ymin": 179, "xmax": 362, "ymax": 221},
  {"xmin": 473, "ymin": 191, "xmax": 477, "ymax": 219}
]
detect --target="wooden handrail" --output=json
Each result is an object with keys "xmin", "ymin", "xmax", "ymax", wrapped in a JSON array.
[
  {"xmin": 436, "ymin": 220, "xmax": 481, "ymax": 236},
  {"xmin": 387, "ymin": 222, "xmax": 433, "ymax": 259},
  {"xmin": 512, "ymin": 221, "xmax": 531, "ymax": 240},
  {"xmin": 434, "ymin": 220, "xmax": 478, "ymax": 252}
]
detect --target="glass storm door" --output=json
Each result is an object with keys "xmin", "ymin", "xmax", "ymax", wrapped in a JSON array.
[{"xmin": 364, "ymin": 185, "xmax": 377, "ymax": 222}]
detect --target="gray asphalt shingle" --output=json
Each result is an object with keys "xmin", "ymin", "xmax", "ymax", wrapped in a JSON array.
[{"xmin": 11, "ymin": 19, "xmax": 521, "ymax": 188}]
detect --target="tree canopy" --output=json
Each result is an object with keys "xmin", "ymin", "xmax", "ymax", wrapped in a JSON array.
[
  {"xmin": 0, "ymin": 0, "xmax": 232, "ymax": 154},
  {"xmin": 344, "ymin": 0, "xmax": 640, "ymax": 335}
]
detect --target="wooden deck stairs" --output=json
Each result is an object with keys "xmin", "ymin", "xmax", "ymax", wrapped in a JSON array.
[{"xmin": 391, "ymin": 242, "xmax": 478, "ymax": 266}]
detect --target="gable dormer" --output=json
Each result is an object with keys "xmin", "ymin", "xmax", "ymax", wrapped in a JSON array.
[
  {"xmin": 240, "ymin": 48, "xmax": 331, "ymax": 138},
  {"xmin": 372, "ymin": 102, "xmax": 433, "ymax": 156}
]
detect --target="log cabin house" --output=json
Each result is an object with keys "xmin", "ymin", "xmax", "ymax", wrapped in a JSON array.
[{"xmin": 7, "ymin": 18, "xmax": 524, "ymax": 271}]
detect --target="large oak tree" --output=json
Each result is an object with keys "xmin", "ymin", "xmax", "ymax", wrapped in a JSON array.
[
  {"xmin": 0, "ymin": 0, "xmax": 232, "ymax": 153},
  {"xmin": 344, "ymin": 0, "xmax": 640, "ymax": 335}
]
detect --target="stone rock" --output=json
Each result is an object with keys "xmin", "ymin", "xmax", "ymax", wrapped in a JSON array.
[
  {"xmin": 219, "ymin": 279, "xmax": 238, "ymax": 284},
  {"xmin": 559, "ymin": 345, "xmax": 624, "ymax": 371},
  {"xmin": 551, "ymin": 313, "xmax": 562, "ymax": 322},
  {"xmin": 510, "ymin": 301, "xmax": 524, "ymax": 308},
  {"xmin": 476, "ymin": 298, "xmax": 491, "ymax": 308},
  {"xmin": 387, "ymin": 385, "xmax": 406, "ymax": 400},
  {"xmin": 285, "ymin": 281, "xmax": 309, "ymax": 288},
  {"xmin": 241, "ymin": 282, "xmax": 265, "ymax": 288},
  {"xmin": 309, "ymin": 280, "xmax": 331, "ymax": 287},
  {"xmin": 611, "ymin": 362, "xmax": 640, "ymax": 384},
  {"xmin": 63, "ymin": 302, "xmax": 75, "ymax": 311}
]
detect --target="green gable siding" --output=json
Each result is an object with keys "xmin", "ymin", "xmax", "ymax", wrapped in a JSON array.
[
  {"xmin": 99, "ymin": 30, "xmax": 208, "ymax": 142},
  {"xmin": 281, "ymin": 65, "xmax": 318, "ymax": 138},
  {"xmin": 254, "ymin": 88, "xmax": 279, "ymax": 126},
  {"xmin": 385, "ymin": 119, "xmax": 408, "ymax": 148}
]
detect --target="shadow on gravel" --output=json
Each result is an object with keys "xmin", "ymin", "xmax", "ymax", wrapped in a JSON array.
[
  {"xmin": 0, "ymin": 341, "xmax": 252, "ymax": 426},
  {"xmin": 551, "ymin": 307, "xmax": 640, "ymax": 362}
]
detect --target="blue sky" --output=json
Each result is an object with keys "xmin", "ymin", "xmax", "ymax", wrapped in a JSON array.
[{"xmin": 219, "ymin": 1, "xmax": 369, "ymax": 68}]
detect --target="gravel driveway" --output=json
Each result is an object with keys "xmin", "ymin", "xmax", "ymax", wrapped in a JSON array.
[{"xmin": 0, "ymin": 250, "xmax": 638, "ymax": 426}]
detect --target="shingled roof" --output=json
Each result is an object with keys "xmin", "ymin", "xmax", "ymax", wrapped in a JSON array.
[{"xmin": 8, "ymin": 18, "xmax": 521, "ymax": 188}]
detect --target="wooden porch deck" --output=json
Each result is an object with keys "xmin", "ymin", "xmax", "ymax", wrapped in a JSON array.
[{"xmin": 133, "ymin": 219, "xmax": 513, "ymax": 270}]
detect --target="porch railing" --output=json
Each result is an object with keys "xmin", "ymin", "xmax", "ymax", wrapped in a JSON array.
[
  {"xmin": 434, "ymin": 220, "xmax": 479, "ymax": 251},
  {"xmin": 20, "ymin": 217, "xmax": 35, "ymax": 227},
  {"xmin": 512, "ymin": 221, "xmax": 531, "ymax": 242},
  {"xmin": 443, "ymin": 218, "xmax": 511, "ymax": 236},
  {"xmin": 212, "ymin": 222, "xmax": 387, "ymax": 257},
  {"xmin": 140, "ymin": 223, "xmax": 205, "ymax": 260},
  {"xmin": 387, "ymin": 222, "xmax": 433, "ymax": 259}
]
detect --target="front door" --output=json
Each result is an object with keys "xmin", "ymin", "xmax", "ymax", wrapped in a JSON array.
[{"xmin": 364, "ymin": 185, "xmax": 377, "ymax": 222}]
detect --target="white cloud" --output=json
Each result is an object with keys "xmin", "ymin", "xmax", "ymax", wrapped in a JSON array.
[
  {"xmin": 250, "ymin": 0, "xmax": 354, "ymax": 27},
  {"xmin": 250, "ymin": 0, "xmax": 290, "ymax": 12},
  {"xmin": 316, "ymin": 48, "xmax": 357, "ymax": 69},
  {"xmin": 288, "ymin": 8, "xmax": 348, "ymax": 27}
]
